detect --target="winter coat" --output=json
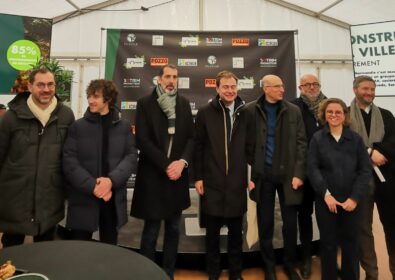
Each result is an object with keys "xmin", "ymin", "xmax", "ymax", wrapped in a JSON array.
[
  {"xmin": 130, "ymin": 90, "xmax": 194, "ymax": 220},
  {"xmin": 194, "ymin": 96, "xmax": 253, "ymax": 217},
  {"xmin": 245, "ymin": 96, "xmax": 307, "ymax": 205},
  {"xmin": 0, "ymin": 92, "xmax": 74, "ymax": 235},
  {"xmin": 63, "ymin": 108, "xmax": 137, "ymax": 231}
]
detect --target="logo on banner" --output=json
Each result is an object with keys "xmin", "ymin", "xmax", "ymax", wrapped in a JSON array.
[
  {"xmin": 238, "ymin": 77, "xmax": 255, "ymax": 89},
  {"xmin": 232, "ymin": 57, "xmax": 244, "ymax": 68},
  {"xmin": 205, "ymin": 56, "xmax": 219, "ymax": 68},
  {"xmin": 123, "ymin": 78, "xmax": 141, "ymax": 88},
  {"xmin": 152, "ymin": 35, "xmax": 164, "ymax": 46},
  {"xmin": 205, "ymin": 37, "xmax": 223, "ymax": 46},
  {"xmin": 177, "ymin": 58, "xmax": 198, "ymax": 67},
  {"xmin": 180, "ymin": 35, "xmax": 199, "ymax": 47},
  {"xmin": 178, "ymin": 77, "xmax": 190, "ymax": 89},
  {"xmin": 150, "ymin": 57, "xmax": 169, "ymax": 66},
  {"xmin": 260, "ymin": 57, "xmax": 277, "ymax": 67},
  {"xmin": 124, "ymin": 57, "xmax": 145, "ymax": 69},
  {"xmin": 205, "ymin": 79, "xmax": 217, "ymax": 88},
  {"xmin": 258, "ymin": 38, "xmax": 278, "ymax": 46},
  {"xmin": 124, "ymin": 33, "xmax": 138, "ymax": 46},
  {"xmin": 232, "ymin": 38, "xmax": 250, "ymax": 46},
  {"xmin": 121, "ymin": 101, "xmax": 137, "ymax": 110}
]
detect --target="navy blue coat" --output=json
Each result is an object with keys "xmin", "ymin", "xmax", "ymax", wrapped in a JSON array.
[
  {"xmin": 307, "ymin": 125, "xmax": 371, "ymax": 203},
  {"xmin": 63, "ymin": 108, "xmax": 137, "ymax": 231}
]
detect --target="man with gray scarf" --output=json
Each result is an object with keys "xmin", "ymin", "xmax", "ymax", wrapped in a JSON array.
[
  {"xmin": 131, "ymin": 64, "xmax": 194, "ymax": 279},
  {"xmin": 291, "ymin": 74, "xmax": 326, "ymax": 279},
  {"xmin": 350, "ymin": 75, "xmax": 395, "ymax": 280}
]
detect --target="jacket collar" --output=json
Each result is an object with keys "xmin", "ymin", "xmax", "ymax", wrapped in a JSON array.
[
  {"xmin": 83, "ymin": 106, "xmax": 121, "ymax": 124},
  {"xmin": 211, "ymin": 95, "xmax": 245, "ymax": 111},
  {"xmin": 323, "ymin": 124, "xmax": 353, "ymax": 141}
]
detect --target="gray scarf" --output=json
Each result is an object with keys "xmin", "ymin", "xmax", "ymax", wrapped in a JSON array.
[
  {"xmin": 156, "ymin": 85, "xmax": 177, "ymax": 134},
  {"xmin": 300, "ymin": 91, "xmax": 327, "ymax": 120},
  {"xmin": 349, "ymin": 98, "xmax": 385, "ymax": 147}
]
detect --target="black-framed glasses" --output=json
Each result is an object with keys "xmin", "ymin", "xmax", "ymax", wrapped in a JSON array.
[{"xmin": 301, "ymin": 82, "xmax": 320, "ymax": 88}]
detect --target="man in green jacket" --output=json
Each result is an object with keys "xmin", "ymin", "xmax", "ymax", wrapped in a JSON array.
[
  {"xmin": 0, "ymin": 68, "xmax": 75, "ymax": 247},
  {"xmin": 246, "ymin": 75, "xmax": 307, "ymax": 280}
]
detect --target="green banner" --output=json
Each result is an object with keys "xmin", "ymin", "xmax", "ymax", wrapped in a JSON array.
[{"xmin": 0, "ymin": 14, "xmax": 52, "ymax": 94}]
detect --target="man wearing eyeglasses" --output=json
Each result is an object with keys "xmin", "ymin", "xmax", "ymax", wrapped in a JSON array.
[
  {"xmin": 291, "ymin": 74, "xmax": 327, "ymax": 279},
  {"xmin": 349, "ymin": 75, "xmax": 395, "ymax": 280},
  {"xmin": 0, "ymin": 68, "xmax": 74, "ymax": 247},
  {"xmin": 246, "ymin": 74, "xmax": 307, "ymax": 280}
]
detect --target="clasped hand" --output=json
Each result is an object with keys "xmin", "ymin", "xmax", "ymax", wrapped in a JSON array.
[{"xmin": 93, "ymin": 177, "xmax": 113, "ymax": 201}]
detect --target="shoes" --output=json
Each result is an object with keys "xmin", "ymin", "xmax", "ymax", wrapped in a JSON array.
[
  {"xmin": 284, "ymin": 266, "xmax": 302, "ymax": 280},
  {"xmin": 300, "ymin": 258, "xmax": 312, "ymax": 279},
  {"xmin": 264, "ymin": 269, "xmax": 277, "ymax": 280}
]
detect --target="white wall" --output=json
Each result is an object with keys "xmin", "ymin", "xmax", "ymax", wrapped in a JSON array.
[{"xmin": 50, "ymin": 0, "xmax": 394, "ymax": 118}]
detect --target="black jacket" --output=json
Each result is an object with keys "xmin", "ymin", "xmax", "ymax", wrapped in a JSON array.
[
  {"xmin": 194, "ymin": 96, "xmax": 253, "ymax": 217},
  {"xmin": 131, "ymin": 90, "xmax": 194, "ymax": 220},
  {"xmin": 307, "ymin": 125, "xmax": 372, "ymax": 203},
  {"xmin": 0, "ymin": 92, "xmax": 74, "ymax": 235},
  {"xmin": 63, "ymin": 108, "xmax": 137, "ymax": 231}
]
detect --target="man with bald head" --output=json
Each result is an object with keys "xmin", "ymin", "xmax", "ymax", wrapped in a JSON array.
[
  {"xmin": 291, "ymin": 74, "xmax": 327, "ymax": 278},
  {"xmin": 246, "ymin": 75, "xmax": 307, "ymax": 280}
]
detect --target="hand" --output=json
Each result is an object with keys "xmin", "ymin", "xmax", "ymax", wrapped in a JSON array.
[
  {"xmin": 166, "ymin": 160, "xmax": 185, "ymax": 181},
  {"xmin": 102, "ymin": 191, "xmax": 113, "ymax": 202},
  {"xmin": 248, "ymin": 181, "xmax": 255, "ymax": 192},
  {"xmin": 291, "ymin": 177, "xmax": 304, "ymax": 190},
  {"xmin": 341, "ymin": 198, "xmax": 357, "ymax": 212},
  {"xmin": 195, "ymin": 180, "xmax": 204, "ymax": 196},
  {"xmin": 371, "ymin": 149, "xmax": 388, "ymax": 167},
  {"xmin": 93, "ymin": 177, "xmax": 112, "ymax": 198},
  {"xmin": 324, "ymin": 194, "xmax": 341, "ymax": 214}
]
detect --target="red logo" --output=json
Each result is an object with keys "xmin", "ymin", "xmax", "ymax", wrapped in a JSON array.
[
  {"xmin": 205, "ymin": 79, "xmax": 216, "ymax": 88},
  {"xmin": 232, "ymin": 38, "xmax": 250, "ymax": 46},
  {"xmin": 150, "ymin": 57, "xmax": 169, "ymax": 66}
]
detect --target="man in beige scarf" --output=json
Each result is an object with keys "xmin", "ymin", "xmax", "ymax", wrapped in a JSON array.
[
  {"xmin": 349, "ymin": 75, "xmax": 395, "ymax": 280},
  {"xmin": 0, "ymin": 68, "xmax": 74, "ymax": 247}
]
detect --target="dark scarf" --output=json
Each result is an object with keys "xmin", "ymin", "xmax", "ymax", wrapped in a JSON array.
[{"xmin": 300, "ymin": 91, "xmax": 327, "ymax": 120}]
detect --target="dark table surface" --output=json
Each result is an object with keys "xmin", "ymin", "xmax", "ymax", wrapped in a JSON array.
[{"xmin": 0, "ymin": 240, "xmax": 169, "ymax": 280}]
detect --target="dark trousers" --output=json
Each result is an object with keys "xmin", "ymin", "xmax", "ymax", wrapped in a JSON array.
[
  {"xmin": 297, "ymin": 179, "xmax": 314, "ymax": 260},
  {"xmin": 205, "ymin": 214, "xmax": 243, "ymax": 279},
  {"xmin": 316, "ymin": 198, "xmax": 361, "ymax": 280},
  {"xmin": 140, "ymin": 212, "xmax": 181, "ymax": 279},
  {"xmin": 256, "ymin": 175, "xmax": 298, "ymax": 270},
  {"xmin": 376, "ymin": 186, "xmax": 395, "ymax": 278},
  {"xmin": 1, "ymin": 226, "xmax": 56, "ymax": 248},
  {"xmin": 69, "ymin": 198, "xmax": 118, "ymax": 245}
]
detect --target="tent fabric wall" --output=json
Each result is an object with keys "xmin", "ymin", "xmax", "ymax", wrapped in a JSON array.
[{"xmin": 5, "ymin": 0, "xmax": 388, "ymax": 117}]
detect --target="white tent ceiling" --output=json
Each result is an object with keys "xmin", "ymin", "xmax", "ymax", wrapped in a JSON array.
[{"xmin": 1, "ymin": 0, "xmax": 394, "ymax": 27}]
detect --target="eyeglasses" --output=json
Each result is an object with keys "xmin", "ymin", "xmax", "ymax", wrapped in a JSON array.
[
  {"xmin": 301, "ymin": 82, "xmax": 320, "ymax": 88},
  {"xmin": 326, "ymin": 110, "xmax": 344, "ymax": 116},
  {"xmin": 35, "ymin": 82, "xmax": 56, "ymax": 90}
]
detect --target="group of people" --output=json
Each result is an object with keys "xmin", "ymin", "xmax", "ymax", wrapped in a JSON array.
[{"xmin": 0, "ymin": 64, "xmax": 394, "ymax": 280}]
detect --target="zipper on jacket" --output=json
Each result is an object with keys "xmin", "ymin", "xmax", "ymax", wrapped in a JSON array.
[
  {"xmin": 219, "ymin": 103, "xmax": 229, "ymax": 176},
  {"xmin": 32, "ymin": 125, "xmax": 44, "ymax": 225}
]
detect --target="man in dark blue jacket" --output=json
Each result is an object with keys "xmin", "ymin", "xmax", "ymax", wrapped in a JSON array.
[{"xmin": 63, "ymin": 79, "xmax": 137, "ymax": 244}]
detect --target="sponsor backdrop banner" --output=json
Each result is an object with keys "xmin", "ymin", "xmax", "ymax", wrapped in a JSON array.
[
  {"xmin": 351, "ymin": 21, "xmax": 395, "ymax": 96},
  {"xmin": 0, "ymin": 14, "xmax": 52, "ymax": 94},
  {"xmin": 105, "ymin": 29, "xmax": 296, "ymax": 122}
]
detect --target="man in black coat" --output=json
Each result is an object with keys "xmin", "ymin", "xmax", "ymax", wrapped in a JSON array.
[
  {"xmin": 194, "ymin": 71, "xmax": 253, "ymax": 280},
  {"xmin": 63, "ymin": 79, "xmax": 137, "ymax": 244},
  {"xmin": 131, "ymin": 64, "xmax": 194, "ymax": 279},
  {"xmin": 291, "ymin": 74, "xmax": 326, "ymax": 279},
  {"xmin": 349, "ymin": 75, "xmax": 395, "ymax": 280},
  {"xmin": 246, "ymin": 74, "xmax": 307, "ymax": 280}
]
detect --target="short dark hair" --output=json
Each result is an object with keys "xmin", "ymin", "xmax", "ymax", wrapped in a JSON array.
[
  {"xmin": 158, "ymin": 64, "xmax": 178, "ymax": 77},
  {"xmin": 353, "ymin": 75, "xmax": 376, "ymax": 88},
  {"xmin": 29, "ymin": 68, "xmax": 53, "ymax": 84},
  {"xmin": 86, "ymin": 79, "xmax": 118, "ymax": 107},
  {"xmin": 318, "ymin": 98, "xmax": 350, "ymax": 126},
  {"xmin": 216, "ymin": 71, "xmax": 238, "ymax": 87}
]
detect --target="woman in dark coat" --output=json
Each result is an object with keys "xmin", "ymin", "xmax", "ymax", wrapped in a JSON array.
[{"xmin": 307, "ymin": 98, "xmax": 371, "ymax": 280}]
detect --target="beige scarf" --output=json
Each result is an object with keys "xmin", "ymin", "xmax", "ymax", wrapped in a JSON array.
[{"xmin": 27, "ymin": 94, "xmax": 57, "ymax": 127}]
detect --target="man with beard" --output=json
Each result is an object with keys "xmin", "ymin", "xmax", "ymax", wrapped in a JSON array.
[
  {"xmin": 291, "ymin": 74, "xmax": 326, "ymax": 279},
  {"xmin": 131, "ymin": 64, "xmax": 194, "ymax": 279},
  {"xmin": 350, "ymin": 75, "xmax": 395, "ymax": 280}
]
